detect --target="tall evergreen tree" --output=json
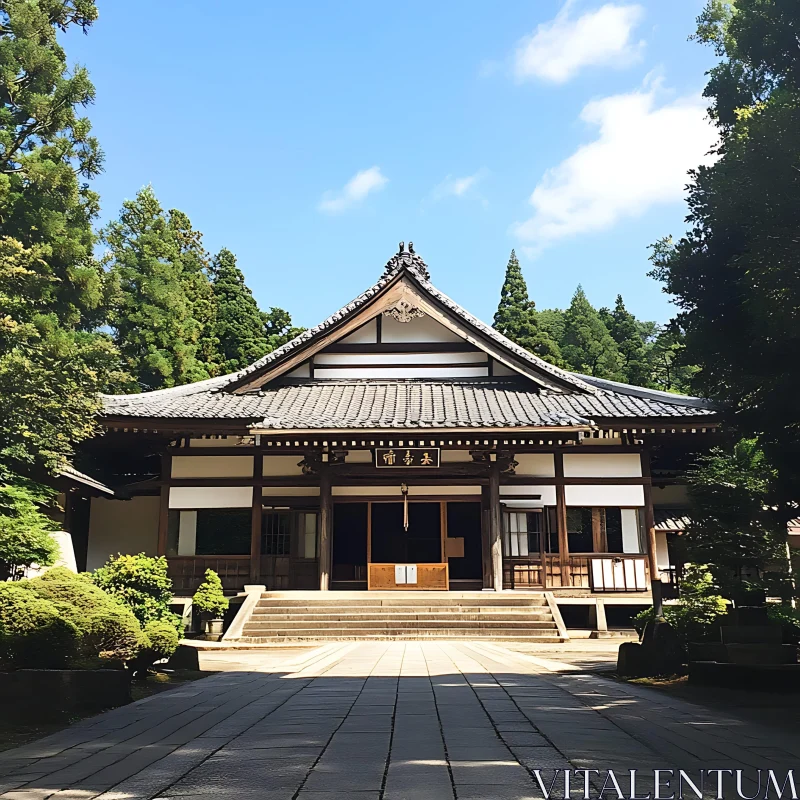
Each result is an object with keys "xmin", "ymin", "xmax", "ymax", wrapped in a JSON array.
[
  {"xmin": 650, "ymin": 0, "xmax": 800, "ymax": 502},
  {"xmin": 560, "ymin": 286, "xmax": 624, "ymax": 379},
  {"xmin": 603, "ymin": 295, "xmax": 653, "ymax": 386},
  {"xmin": 0, "ymin": 1, "xmax": 122, "ymax": 567},
  {"xmin": 211, "ymin": 248, "xmax": 270, "ymax": 372},
  {"xmin": 492, "ymin": 250, "xmax": 561, "ymax": 363},
  {"xmin": 104, "ymin": 187, "xmax": 211, "ymax": 390}
]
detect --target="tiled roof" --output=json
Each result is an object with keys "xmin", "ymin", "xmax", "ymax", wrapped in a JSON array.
[
  {"xmin": 222, "ymin": 244, "xmax": 596, "ymax": 393},
  {"xmin": 103, "ymin": 378, "xmax": 716, "ymax": 429},
  {"xmin": 654, "ymin": 509, "xmax": 692, "ymax": 531}
]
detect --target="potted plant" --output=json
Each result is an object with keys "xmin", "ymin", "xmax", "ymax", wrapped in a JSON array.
[{"xmin": 192, "ymin": 569, "xmax": 229, "ymax": 638}]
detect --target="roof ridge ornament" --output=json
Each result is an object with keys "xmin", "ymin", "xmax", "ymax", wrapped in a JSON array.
[
  {"xmin": 383, "ymin": 299, "xmax": 425, "ymax": 323},
  {"xmin": 382, "ymin": 240, "xmax": 431, "ymax": 281}
]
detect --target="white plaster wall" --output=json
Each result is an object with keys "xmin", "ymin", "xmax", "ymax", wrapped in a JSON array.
[
  {"xmin": 315, "ymin": 352, "xmax": 486, "ymax": 365},
  {"xmin": 346, "ymin": 451, "xmax": 373, "ymax": 463},
  {"xmin": 169, "ymin": 486, "xmax": 253, "ymax": 509},
  {"xmin": 263, "ymin": 456, "xmax": 305, "ymax": 476},
  {"xmin": 651, "ymin": 484, "xmax": 689, "ymax": 506},
  {"xmin": 441, "ymin": 450, "xmax": 471, "ymax": 463},
  {"xmin": 381, "ymin": 314, "xmax": 463, "ymax": 343},
  {"xmin": 492, "ymin": 362, "xmax": 520, "ymax": 377},
  {"xmin": 87, "ymin": 496, "xmax": 160, "ymax": 571},
  {"xmin": 286, "ymin": 362, "xmax": 311, "ymax": 378},
  {"xmin": 262, "ymin": 487, "xmax": 320, "ymax": 496},
  {"xmin": 314, "ymin": 366, "xmax": 488, "ymax": 379},
  {"xmin": 332, "ymin": 485, "xmax": 479, "ymax": 496},
  {"xmin": 563, "ymin": 453, "xmax": 642, "ymax": 478},
  {"xmin": 515, "ymin": 454, "xmax": 555, "ymax": 477},
  {"xmin": 340, "ymin": 318, "xmax": 378, "ymax": 344},
  {"xmin": 500, "ymin": 485, "xmax": 557, "ymax": 505},
  {"xmin": 564, "ymin": 485, "xmax": 645, "ymax": 507},
  {"xmin": 171, "ymin": 455, "xmax": 254, "ymax": 478}
]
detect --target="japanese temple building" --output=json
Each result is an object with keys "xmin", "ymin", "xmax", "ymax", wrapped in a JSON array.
[{"xmin": 66, "ymin": 243, "xmax": 721, "ymax": 635}]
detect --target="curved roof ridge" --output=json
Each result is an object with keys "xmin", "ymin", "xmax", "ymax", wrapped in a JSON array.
[{"xmin": 572, "ymin": 373, "xmax": 714, "ymax": 409}]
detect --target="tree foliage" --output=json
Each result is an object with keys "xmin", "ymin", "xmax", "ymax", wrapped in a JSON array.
[
  {"xmin": 0, "ymin": 1, "xmax": 122, "ymax": 570},
  {"xmin": 650, "ymin": 0, "xmax": 800, "ymax": 502},
  {"xmin": 192, "ymin": 568, "xmax": 228, "ymax": 618},
  {"xmin": 684, "ymin": 438, "xmax": 789, "ymax": 600},
  {"xmin": 492, "ymin": 250, "xmax": 561, "ymax": 363}
]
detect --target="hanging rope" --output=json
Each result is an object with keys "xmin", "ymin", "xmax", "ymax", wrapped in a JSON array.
[{"xmin": 401, "ymin": 483, "xmax": 409, "ymax": 531}]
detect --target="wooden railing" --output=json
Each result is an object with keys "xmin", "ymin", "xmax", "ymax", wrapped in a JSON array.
[
  {"xmin": 502, "ymin": 553, "xmax": 649, "ymax": 592},
  {"xmin": 167, "ymin": 556, "xmax": 250, "ymax": 594}
]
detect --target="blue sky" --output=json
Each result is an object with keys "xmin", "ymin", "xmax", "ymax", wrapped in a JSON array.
[{"xmin": 65, "ymin": 0, "xmax": 718, "ymax": 329}]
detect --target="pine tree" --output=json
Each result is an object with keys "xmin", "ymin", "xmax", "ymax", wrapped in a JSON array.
[
  {"xmin": 604, "ymin": 295, "xmax": 653, "ymax": 386},
  {"xmin": 211, "ymin": 249, "xmax": 270, "ymax": 372},
  {"xmin": 0, "ymin": 1, "xmax": 123, "ymax": 566},
  {"xmin": 104, "ymin": 187, "xmax": 211, "ymax": 390},
  {"xmin": 561, "ymin": 286, "xmax": 624, "ymax": 379},
  {"xmin": 168, "ymin": 210, "xmax": 219, "ymax": 378},
  {"xmin": 492, "ymin": 250, "xmax": 561, "ymax": 364}
]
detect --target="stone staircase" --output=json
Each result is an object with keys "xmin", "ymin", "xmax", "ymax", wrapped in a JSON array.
[{"xmin": 235, "ymin": 591, "xmax": 566, "ymax": 643}]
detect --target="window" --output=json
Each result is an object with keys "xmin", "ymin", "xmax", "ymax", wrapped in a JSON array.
[
  {"xmin": 261, "ymin": 511, "xmax": 319, "ymax": 558},
  {"xmin": 166, "ymin": 508, "xmax": 251, "ymax": 556},
  {"xmin": 566, "ymin": 507, "xmax": 643, "ymax": 553},
  {"xmin": 262, "ymin": 512, "xmax": 291, "ymax": 556},
  {"xmin": 502, "ymin": 509, "xmax": 558, "ymax": 557}
]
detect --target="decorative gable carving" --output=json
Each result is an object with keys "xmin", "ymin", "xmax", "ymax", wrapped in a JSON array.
[{"xmin": 383, "ymin": 300, "xmax": 425, "ymax": 324}]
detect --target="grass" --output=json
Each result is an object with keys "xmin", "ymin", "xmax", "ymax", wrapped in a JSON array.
[{"xmin": 0, "ymin": 668, "xmax": 210, "ymax": 753}]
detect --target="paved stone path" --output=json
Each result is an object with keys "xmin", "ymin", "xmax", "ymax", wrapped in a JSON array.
[{"xmin": 1, "ymin": 642, "xmax": 798, "ymax": 800}]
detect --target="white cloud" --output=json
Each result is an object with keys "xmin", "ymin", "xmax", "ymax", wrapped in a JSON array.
[
  {"xmin": 431, "ymin": 169, "xmax": 487, "ymax": 201},
  {"xmin": 514, "ymin": 1, "xmax": 645, "ymax": 83},
  {"xmin": 318, "ymin": 166, "xmax": 388, "ymax": 214},
  {"xmin": 512, "ymin": 78, "xmax": 718, "ymax": 253}
]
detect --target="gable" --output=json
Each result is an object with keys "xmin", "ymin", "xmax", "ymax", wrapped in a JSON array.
[{"xmin": 225, "ymin": 255, "xmax": 596, "ymax": 394}]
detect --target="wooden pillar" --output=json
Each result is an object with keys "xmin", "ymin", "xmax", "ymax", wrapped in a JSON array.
[
  {"xmin": 249, "ymin": 448, "xmax": 263, "ymax": 583},
  {"xmin": 319, "ymin": 465, "xmax": 332, "ymax": 591},
  {"xmin": 640, "ymin": 450, "xmax": 663, "ymax": 616},
  {"xmin": 480, "ymin": 486, "xmax": 492, "ymax": 589},
  {"xmin": 156, "ymin": 452, "xmax": 171, "ymax": 556},
  {"xmin": 554, "ymin": 452, "xmax": 570, "ymax": 587},
  {"xmin": 489, "ymin": 460, "xmax": 503, "ymax": 591}
]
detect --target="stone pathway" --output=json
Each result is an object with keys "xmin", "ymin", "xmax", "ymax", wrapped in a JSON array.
[{"xmin": 1, "ymin": 642, "xmax": 798, "ymax": 800}]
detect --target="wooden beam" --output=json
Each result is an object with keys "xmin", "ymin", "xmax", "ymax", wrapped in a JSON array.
[
  {"xmin": 156, "ymin": 453, "xmax": 171, "ymax": 556},
  {"xmin": 249, "ymin": 445, "xmax": 263, "ymax": 583},
  {"xmin": 318, "ymin": 466, "xmax": 332, "ymax": 591},
  {"xmin": 322, "ymin": 342, "xmax": 479, "ymax": 354},
  {"xmin": 640, "ymin": 451, "xmax": 663, "ymax": 615},
  {"xmin": 489, "ymin": 461, "xmax": 503, "ymax": 591},
  {"xmin": 555, "ymin": 452, "xmax": 570, "ymax": 587}
]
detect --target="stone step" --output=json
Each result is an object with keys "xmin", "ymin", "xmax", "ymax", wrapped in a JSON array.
[
  {"xmin": 250, "ymin": 609, "xmax": 553, "ymax": 623},
  {"xmin": 243, "ymin": 619, "xmax": 558, "ymax": 631},
  {"xmin": 238, "ymin": 632, "xmax": 565, "ymax": 643},
  {"xmin": 254, "ymin": 599, "xmax": 549, "ymax": 609}
]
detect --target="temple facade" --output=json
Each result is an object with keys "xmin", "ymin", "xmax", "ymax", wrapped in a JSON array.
[{"xmin": 69, "ymin": 244, "xmax": 718, "ymax": 621}]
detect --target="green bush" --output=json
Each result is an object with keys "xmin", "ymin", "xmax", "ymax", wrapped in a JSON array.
[
  {"xmin": 767, "ymin": 603, "xmax": 800, "ymax": 644},
  {"xmin": 129, "ymin": 620, "xmax": 180, "ymax": 679},
  {"xmin": 93, "ymin": 554, "xmax": 180, "ymax": 631},
  {"xmin": 0, "ymin": 582, "xmax": 78, "ymax": 668},
  {"xmin": 27, "ymin": 567, "xmax": 142, "ymax": 661},
  {"xmin": 633, "ymin": 564, "xmax": 728, "ymax": 652},
  {"xmin": 143, "ymin": 620, "xmax": 180, "ymax": 660},
  {"xmin": 192, "ymin": 569, "xmax": 228, "ymax": 618}
]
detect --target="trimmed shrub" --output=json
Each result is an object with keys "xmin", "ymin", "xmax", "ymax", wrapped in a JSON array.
[
  {"xmin": 634, "ymin": 563, "xmax": 728, "ymax": 653},
  {"xmin": 27, "ymin": 567, "xmax": 142, "ymax": 661},
  {"xmin": 192, "ymin": 569, "xmax": 228, "ymax": 618},
  {"xmin": 767, "ymin": 604, "xmax": 800, "ymax": 644},
  {"xmin": 130, "ymin": 620, "xmax": 180, "ymax": 679},
  {"xmin": 0, "ymin": 583, "xmax": 78, "ymax": 669},
  {"xmin": 93, "ymin": 554, "xmax": 180, "ymax": 631}
]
